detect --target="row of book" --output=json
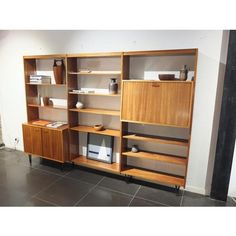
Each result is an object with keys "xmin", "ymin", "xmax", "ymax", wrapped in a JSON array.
[{"xmin": 30, "ymin": 75, "xmax": 51, "ymax": 84}]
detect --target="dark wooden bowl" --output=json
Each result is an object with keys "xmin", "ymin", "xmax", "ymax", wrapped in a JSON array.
[{"xmin": 158, "ymin": 74, "xmax": 175, "ymax": 80}]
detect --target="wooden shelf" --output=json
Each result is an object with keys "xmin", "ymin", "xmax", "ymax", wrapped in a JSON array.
[
  {"xmin": 67, "ymin": 52, "xmax": 122, "ymax": 58},
  {"xmin": 69, "ymin": 108, "xmax": 120, "ymax": 116},
  {"xmin": 122, "ymin": 151, "xmax": 187, "ymax": 165},
  {"xmin": 68, "ymin": 71, "xmax": 121, "ymax": 75},
  {"xmin": 69, "ymin": 92, "xmax": 120, "ymax": 97},
  {"xmin": 28, "ymin": 104, "xmax": 67, "ymax": 110},
  {"xmin": 123, "ymin": 134, "xmax": 189, "ymax": 147},
  {"xmin": 72, "ymin": 155, "xmax": 119, "ymax": 173},
  {"xmin": 70, "ymin": 125, "xmax": 120, "ymax": 137},
  {"xmin": 123, "ymin": 49, "xmax": 197, "ymax": 56},
  {"xmin": 122, "ymin": 167, "xmax": 185, "ymax": 186},
  {"xmin": 122, "ymin": 80, "xmax": 193, "ymax": 83},
  {"xmin": 24, "ymin": 54, "xmax": 66, "ymax": 59},
  {"xmin": 26, "ymin": 83, "xmax": 66, "ymax": 86}
]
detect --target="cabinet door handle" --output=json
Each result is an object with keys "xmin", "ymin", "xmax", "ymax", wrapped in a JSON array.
[{"xmin": 152, "ymin": 83, "xmax": 160, "ymax": 87}]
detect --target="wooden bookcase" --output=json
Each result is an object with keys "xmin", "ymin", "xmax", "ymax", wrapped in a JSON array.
[
  {"xmin": 22, "ymin": 49, "xmax": 198, "ymax": 189},
  {"xmin": 66, "ymin": 52, "xmax": 122, "ymax": 172},
  {"xmin": 120, "ymin": 49, "xmax": 198, "ymax": 188},
  {"xmin": 22, "ymin": 54, "xmax": 69, "ymax": 164}
]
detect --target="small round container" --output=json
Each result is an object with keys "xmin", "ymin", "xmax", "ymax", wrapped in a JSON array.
[{"xmin": 93, "ymin": 124, "xmax": 104, "ymax": 131}]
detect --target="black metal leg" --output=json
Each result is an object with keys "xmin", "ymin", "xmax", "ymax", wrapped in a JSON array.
[
  {"xmin": 125, "ymin": 175, "xmax": 133, "ymax": 183},
  {"xmin": 60, "ymin": 163, "xmax": 64, "ymax": 172},
  {"xmin": 175, "ymin": 185, "xmax": 180, "ymax": 193},
  {"xmin": 28, "ymin": 154, "xmax": 32, "ymax": 166}
]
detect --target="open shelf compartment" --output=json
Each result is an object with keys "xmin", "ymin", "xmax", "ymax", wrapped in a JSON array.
[
  {"xmin": 72, "ymin": 155, "xmax": 119, "ymax": 173},
  {"xmin": 122, "ymin": 151, "xmax": 187, "ymax": 165},
  {"xmin": 122, "ymin": 167, "xmax": 185, "ymax": 186},
  {"xmin": 70, "ymin": 125, "xmax": 120, "ymax": 137}
]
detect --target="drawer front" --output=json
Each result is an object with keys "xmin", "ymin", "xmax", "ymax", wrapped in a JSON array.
[{"xmin": 121, "ymin": 81, "xmax": 193, "ymax": 127}]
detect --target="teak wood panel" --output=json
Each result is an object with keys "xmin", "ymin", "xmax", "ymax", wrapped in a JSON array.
[
  {"xmin": 121, "ymin": 81, "xmax": 193, "ymax": 127},
  {"xmin": 42, "ymin": 128, "xmax": 63, "ymax": 162},
  {"xmin": 22, "ymin": 124, "xmax": 42, "ymax": 156}
]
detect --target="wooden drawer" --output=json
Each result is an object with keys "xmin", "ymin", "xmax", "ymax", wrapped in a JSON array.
[{"xmin": 121, "ymin": 81, "xmax": 193, "ymax": 127}]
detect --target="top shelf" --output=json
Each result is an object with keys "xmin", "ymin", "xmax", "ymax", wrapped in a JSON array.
[
  {"xmin": 24, "ymin": 54, "xmax": 66, "ymax": 59},
  {"xmin": 67, "ymin": 52, "xmax": 122, "ymax": 58},
  {"xmin": 122, "ymin": 80, "xmax": 193, "ymax": 83},
  {"xmin": 68, "ymin": 71, "xmax": 121, "ymax": 75},
  {"xmin": 123, "ymin": 48, "xmax": 197, "ymax": 56},
  {"xmin": 26, "ymin": 83, "xmax": 66, "ymax": 86}
]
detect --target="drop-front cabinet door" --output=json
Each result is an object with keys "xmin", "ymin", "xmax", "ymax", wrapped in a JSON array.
[
  {"xmin": 22, "ymin": 124, "xmax": 42, "ymax": 155},
  {"xmin": 42, "ymin": 128, "xmax": 63, "ymax": 162},
  {"xmin": 121, "ymin": 81, "xmax": 193, "ymax": 128}
]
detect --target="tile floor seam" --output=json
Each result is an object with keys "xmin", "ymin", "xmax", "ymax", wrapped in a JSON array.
[
  {"xmin": 73, "ymin": 176, "xmax": 106, "ymax": 206},
  {"xmin": 31, "ymin": 175, "xmax": 64, "ymax": 199},
  {"xmin": 32, "ymin": 196, "xmax": 59, "ymax": 206},
  {"xmin": 133, "ymin": 196, "xmax": 169, "ymax": 206},
  {"xmin": 31, "ymin": 164, "xmax": 71, "ymax": 177},
  {"xmin": 62, "ymin": 173, "xmax": 103, "ymax": 186},
  {"xmin": 180, "ymin": 190, "xmax": 185, "ymax": 206},
  {"xmin": 15, "ymin": 159, "xmax": 67, "ymax": 177},
  {"xmin": 128, "ymin": 185, "xmax": 141, "ymax": 206},
  {"xmin": 97, "ymin": 185, "xmax": 138, "ymax": 198}
]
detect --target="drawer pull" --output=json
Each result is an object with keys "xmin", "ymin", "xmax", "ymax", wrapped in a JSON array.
[{"xmin": 152, "ymin": 84, "xmax": 160, "ymax": 87}]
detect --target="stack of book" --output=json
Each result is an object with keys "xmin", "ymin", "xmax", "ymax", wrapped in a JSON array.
[{"xmin": 30, "ymin": 75, "xmax": 51, "ymax": 84}]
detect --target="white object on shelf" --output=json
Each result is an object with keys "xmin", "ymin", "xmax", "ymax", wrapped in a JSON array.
[{"xmin": 46, "ymin": 121, "xmax": 67, "ymax": 128}]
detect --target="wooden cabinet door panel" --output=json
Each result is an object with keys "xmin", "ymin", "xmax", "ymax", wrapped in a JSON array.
[
  {"xmin": 22, "ymin": 125, "xmax": 42, "ymax": 155},
  {"xmin": 31, "ymin": 127, "xmax": 42, "ymax": 155},
  {"xmin": 51, "ymin": 130, "xmax": 63, "ymax": 162},
  {"xmin": 42, "ymin": 128, "xmax": 53, "ymax": 159},
  {"xmin": 42, "ymin": 128, "xmax": 63, "ymax": 161},
  {"xmin": 121, "ymin": 81, "xmax": 192, "ymax": 127},
  {"xmin": 22, "ymin": 124, "xmax": 32, "ymax": 154}
]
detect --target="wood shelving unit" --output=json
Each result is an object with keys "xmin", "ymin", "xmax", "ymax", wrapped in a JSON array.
[
  {"xmin": 22, "ymin": 49, "xmax": 198, "ymax": 190},
  {"xmin": 22, "ymin": 54, "xmax": 69, "ymax": 164},
  {"xmin": 119, "ymin": 48, "xmax": 198, "ymax": 188},
  {"xmin": 70, "ymin": 125, "xmax": 120, "ymax": 137},
  {"xmin": 67, "ymin": 52, "xmax": 122, "ymax": 164},
  {"xmin": 122, "ymin": 151, "xmax": 187, "ymax": 165}
]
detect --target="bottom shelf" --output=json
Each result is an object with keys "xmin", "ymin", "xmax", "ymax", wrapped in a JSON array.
[
  {"xmin": 72, "ymin": 155, "xmax": 119, "ymax": 173},
  {"xmin": 121, "ymin": 167, "xmax": 185, "ymax": 187}
]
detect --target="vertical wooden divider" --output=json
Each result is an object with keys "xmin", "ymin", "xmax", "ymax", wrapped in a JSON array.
[
  {"xmin": 119, "ymin": 54, "xmax": 130, "ymax": 172},
  {"xmin": 67, "ymin": 56, "xmax": 79, "ymax": 161}
]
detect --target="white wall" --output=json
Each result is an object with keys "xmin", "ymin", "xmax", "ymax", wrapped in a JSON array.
[
  {"xmin": 0, "ymin": 30, "xmax": 226, "ymax": 194},
  {"xmin": 229, "ymin": 142, "xmax": 236, "ymax": 197}
]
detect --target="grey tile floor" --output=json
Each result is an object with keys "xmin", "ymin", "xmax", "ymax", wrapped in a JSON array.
[{"xmin": 0, "ymin": 149, "xmax": 235, "ymax": 207}]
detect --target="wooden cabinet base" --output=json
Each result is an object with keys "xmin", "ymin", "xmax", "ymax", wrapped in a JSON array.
[{"xmin": 22, "ymin": 123, "xmax": 69, "ymax": 163}]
